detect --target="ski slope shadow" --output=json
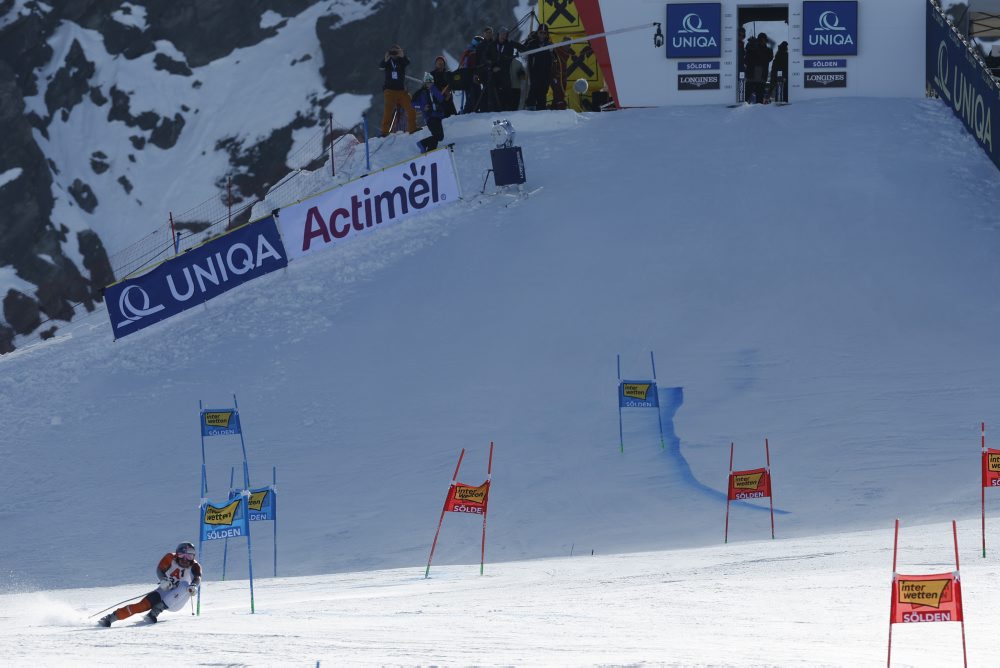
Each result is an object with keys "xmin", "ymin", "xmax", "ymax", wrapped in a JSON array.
[{"xmin": 654, "ymin": 386, "xmax": 789, "ymax": 515}]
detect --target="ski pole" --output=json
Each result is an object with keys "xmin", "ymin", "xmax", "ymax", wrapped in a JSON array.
[
  {"xmin": 88, "ymin": 593, "xmax": 147, "ymax": 618},
  {"xmin": 190, "ymin": 592, "xmax": 195, "ymax": 616}
]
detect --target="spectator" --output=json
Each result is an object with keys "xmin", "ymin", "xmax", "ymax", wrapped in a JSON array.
[
  {"xmin": 492, "ymin": 27, "xmax": 525, "ymax": 112},
  {"xmin": 412, "ymin": 73, "xmax": 447, "ymax": 153},
  {"xmin": 475, "ymin": 26, "xmax": 500, "ymax": 111},
  {"xmin": 430, "ymin": 56, "xmax": 457, "ymax": 117},
  {"xmin": 379, "ymin": 43, "xmax": 417, "ymax": 136},
  {"xmin": 745, "ymin": 34, "xmax": 771, "ymax": 103},
  {"xmin": 769, "ymin": 41, "xmax": 788, "ymax": 103},
  {"xmin": 459, "ymin": 36, "xmax": 482, "ymax": 114},
  {"xmin": 523, "ymin": 24, "xmax": 554, "ymax": 110}
]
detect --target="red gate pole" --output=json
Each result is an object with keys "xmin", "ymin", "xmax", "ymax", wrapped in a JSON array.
[
  {"xmin": 766, "ymin": 438, "xmax": 775, "ymax": 540},
  {"xmin": 982, "ymin": 422, "xmax": 987, "ymax": 558},
  {"xmin": 481, "ymin": 441, "xmax": 494, "ymax": 575},
  {"xmin": 953, "ymin": 520, "xmax": 968, "ymax": 668},
  {"xmin": 425, "ymin": 448, "xmax": 465, "ymax": 578},
  {"xmin": 724, "ymin": 442, "xmax": 734, "ymax": 543},
  {"xmin": 888, "ymin": 518, "xmax": 899, "ymax": 667}
]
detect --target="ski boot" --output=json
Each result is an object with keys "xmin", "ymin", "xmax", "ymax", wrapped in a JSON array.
[{"xmin": 98, "ymin": 614, "xmax": 114, "ymax": 627}]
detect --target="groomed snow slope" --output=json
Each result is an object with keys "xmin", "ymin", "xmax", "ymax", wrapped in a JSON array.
[{"xmin": 2, "ymin": 98, "xmax": 1000, "ymax": 664}]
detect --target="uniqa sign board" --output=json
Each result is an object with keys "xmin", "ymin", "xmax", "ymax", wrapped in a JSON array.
[
  {"xmin": 278, "ymin": 149, "xmax": 461, "ymax": 260},
  {"xmin": 104, "ymin": 216, "xmax": 288, "ymax": 339},
  {"xmin": 665, "ymin": 3, "xmax": 721, "ymax": 59},
  {"xmin": 802, "ymin": 1, "xmax": 858, "ymax": 56},
  {"xmin": 926, "ymin": 0, "xmax": 998, "ymax": 171}
]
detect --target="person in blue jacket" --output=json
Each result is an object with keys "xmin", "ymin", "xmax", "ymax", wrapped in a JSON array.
[{"xmin": 412, "ymin": 72, "xmax": 447, "ymax": 153}]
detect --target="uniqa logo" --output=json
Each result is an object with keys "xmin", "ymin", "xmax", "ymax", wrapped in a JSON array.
[
  {"xmin": 808, "ymin": 10, "xmax": 854, "ymax": 47},
  {"xmin": 116, "ymin": 285, "xmax": 166, "ymax": 329},
  {"xmin": 673, "ymin": 12, "xmax": 717, "ymax": 49},
  {"xmin": 817, "ymin": 10, "xmax": 846, "ymax": 31},
  {"xmin": 935, "ymin": 41, "xmax": 952, "ymax": 101},
  {"xmin": 165, "ymin": 232, "xmax": 283, "ymax": 301},
  {"xmin": 944, "ymin": 49, "xmax": 994, "ymax": 153},
  {"xmin": 679, "ymin": 13, "xmax": 709, "ymax": 34}
]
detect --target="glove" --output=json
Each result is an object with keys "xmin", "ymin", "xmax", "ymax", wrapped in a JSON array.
[
  {"xmin": 158, "ymin": 578, "xmax": 172, "ymax": 590},
  {"xmin": 187, "ymin": 585, "xmax": 198, "ymax": 595}
]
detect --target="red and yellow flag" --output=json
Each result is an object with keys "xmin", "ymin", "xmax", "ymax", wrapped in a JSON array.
[
  {"xmin": 891, "ymin": 572, "xmax": 963, "ymax": 623},
  {"xmin": 727, "ymin": 467, "xmax": 771, "ymax": 501},
  {"xmin": 444, "ymin": 481, "xmax": 490, "ymax": 515},
  {"xmin": 983, "ymin": 448, "xmax": 1000, "ymax": 488}
]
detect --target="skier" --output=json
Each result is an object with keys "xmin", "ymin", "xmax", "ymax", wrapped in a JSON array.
[{"xmin": 98, "ymin": 542, "xmax": 202, "ymax": 626}]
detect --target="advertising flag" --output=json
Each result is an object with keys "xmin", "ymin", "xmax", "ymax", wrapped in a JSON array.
[
  {"xmin": 727, "ymin": 467, "xmax": 771, "ymax": 501},
  {"xmin": 201, "ymin": 408, "xmax": 242, "ymax": 437},
  {"xmin": 200, "ymin": 495, "xmax": 250, "ymax": 542},
  {"xmin": 619, "ymin": 380, "xmax": 659, "ymax": 408},
  {"xmin": 247, "ymin": 486, "xmax": 276, "ymax": 521},
  {"xmin": 444, "ymin": 481, "xmax": 490, "ymax": 515},
  {"xmin": 984, "ymin": 448, "xmax": 1000, "ymax": 488},
  {"xmin": 890, "ymin": 572, "xmax": 964, "ymax": 624}
]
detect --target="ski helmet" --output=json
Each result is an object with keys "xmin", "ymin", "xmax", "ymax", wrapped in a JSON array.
[{"xmin": 176, "ymin": 542, "xmax": 196, "ymax": 561}]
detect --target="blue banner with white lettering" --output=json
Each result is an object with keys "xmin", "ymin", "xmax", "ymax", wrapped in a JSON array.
[
  {"xmin": 104, "ymin": 216, "xmax": 288, "ymax": 339},
  {"xmin": 201, "ymin": 408, "xmax": 242, "ymax": 437},
  {"xmin": 927, "ymin": 0, "xmax": 999, "ymax": 172},
  {"xmin": 200, "ymin": 495, "xmax": 250, "ymax": 542},
  {"xmin": 231, "ymin": 486, "xmax": 276, "ymax": 521},
  {"xmin": 679, "ymin": 61, "xmax": 720, "ymax": 71},
  {"xmin": 802, "ymin": 1, "xmax": 858, "ymax": 56},
  {"xmin": 805, "ymin": 58, "xmax": 847, "ymax": 69},
  {"xmin": 666, "ymin": 3, "xmax": 721, "ymax": 59},
  {"xmin": 619, "ymin": 380, "xmax": 659, "ymax": 408}
]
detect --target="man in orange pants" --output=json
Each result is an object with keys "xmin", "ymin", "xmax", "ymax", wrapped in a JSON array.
[
  {"xmin": 99, "ymin": 542, "xmax": 202, "ymax": 626},
  {"xmin": 379, "ymin": 44, "xmax": 417, "ymax": 137}
]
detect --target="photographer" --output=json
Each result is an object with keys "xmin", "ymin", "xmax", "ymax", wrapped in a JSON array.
[{"xmin": 379, "ymin": 44, "xmax": 417, "ymax": 137}]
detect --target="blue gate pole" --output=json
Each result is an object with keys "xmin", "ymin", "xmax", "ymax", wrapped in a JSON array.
[
  {"xmin": 363, "ymin": 118, "xmax": 371, "ymax": 171},
  {"xmin": 651, "ymin": 351, "xmax": 665, "ymax": 450},
  {"xmin": 273, "ymin": 466, "xmax": 278, "ymax": 578},
  {"xmin": 199, "ymin": 400, "xmax": 208, "ymax": 496},
  {"xmin": 617, "ymin": 354, "xmax": 624, "ymax": 454},
  {"xmin": 196, "ymin": 507, "xmax": 204, "ymax": 616},
  {"xmin": 233, "ymin": 393, "xmax": 251, "ymax": 489},
  {"xmin": 244, "ymin": 492, "xmax": 256, "ymax": 614},
  {"xmin": 222, "ymin": 466, "xmax": 234, "ymax": 581}
]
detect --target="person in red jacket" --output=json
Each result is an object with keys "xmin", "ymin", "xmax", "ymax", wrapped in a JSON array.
[{"xmin": 98, "ymin": 542, "xmax": 202, "ymax": 626}]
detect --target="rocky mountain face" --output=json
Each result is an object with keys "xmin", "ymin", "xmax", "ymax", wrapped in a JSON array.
[{"xmin": 0, "ymin": 0, "xmax": 522, "ymax": 353}]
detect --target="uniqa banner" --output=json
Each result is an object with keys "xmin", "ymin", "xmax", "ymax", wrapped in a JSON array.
[
  {"xmin": 277, "ymin": 150, "xmax": 461, "ymax": 260},
  {"xmin": 444, "ymin": 481, "xmax": 490, "ymax": 515},
  {"xmin": 802, "ymin": 1, "xmax": 858, "ymax": 56},
  {"xmin": 926, "ymin": 0, "xmax": 999, "ymax": 171},
  {"xmin": 200, "ymin": 495, "xmax": 250, "ymax": 541},
  {"xmin": 984, "ymin": 448, "xmax": 1000, "ymax": 488},
  {"xmin": 201, "ymin": 408, "xmax": 242, "ymax": 437},
  {"xmin": 727, "ymin": 467, "xmax": 771, "ymax": 501},
  {"xmin": 890, "ymin": 572, "xmax": 963, "ymax": 624},
  {"xmin": 104, "ymin": 216, "xmax": 288, "ymax": 339},
  {"xmin": 619, "ymin": 380, "xmax": 659, "ymax": 408},
  {"xmin": 665, "ymin": 3, "xmax": 721, "ymax": 59}
]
